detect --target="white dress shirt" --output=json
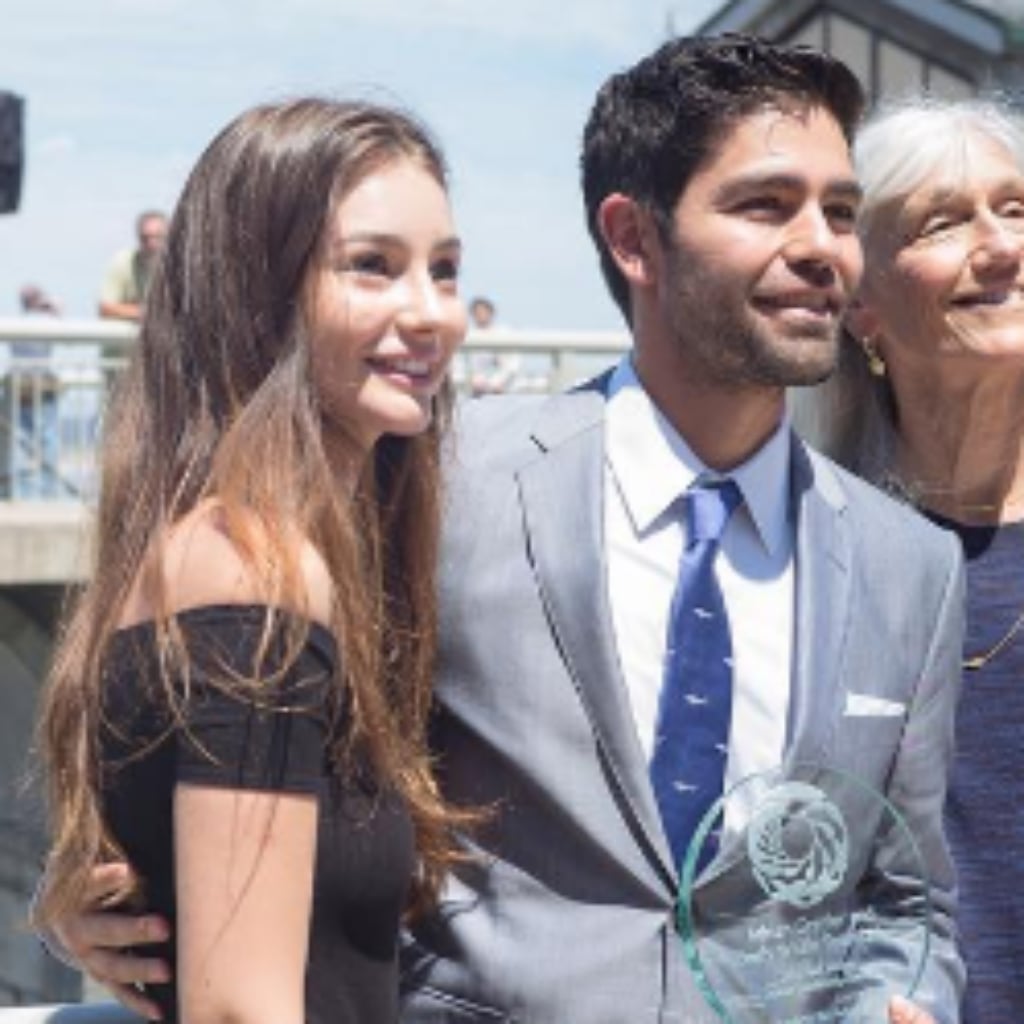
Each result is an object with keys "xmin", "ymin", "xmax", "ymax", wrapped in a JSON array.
[{"xmin": 604, "ymin": 358, "xmax": 794, "ymax": 824}]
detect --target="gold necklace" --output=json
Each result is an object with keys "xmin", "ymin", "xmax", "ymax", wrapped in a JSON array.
[
  {"xmin": 963, "ymin": 606, "xmax": 1024, "ymax": 671},
  {"xmin": 892, "ymin": 469, "xmax": 1024, "ymax": 670}
]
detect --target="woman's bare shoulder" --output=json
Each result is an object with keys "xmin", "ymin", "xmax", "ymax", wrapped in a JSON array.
[{"xmin": 120, "ymin": 501, "xmax": 333, "ymax": 628}]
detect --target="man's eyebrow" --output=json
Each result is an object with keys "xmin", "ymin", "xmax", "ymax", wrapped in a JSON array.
[{"xmin": 713, "ymin": 173, "xmax": 863, "ymax": 203}]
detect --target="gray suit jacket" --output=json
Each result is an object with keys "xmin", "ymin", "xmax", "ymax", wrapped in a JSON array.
[{"xmin": 402, "ymin": 381, "xmax": 965, "ymax": 1023}]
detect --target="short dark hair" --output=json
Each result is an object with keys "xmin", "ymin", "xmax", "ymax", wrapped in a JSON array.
[{"xmin": 581, "ymin": 33, "xmax": 865, "ymax": 321}]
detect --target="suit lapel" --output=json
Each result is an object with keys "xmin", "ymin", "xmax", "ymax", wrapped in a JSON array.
[
  {"xmin": 785, "ymin": 439, "xmax": 852, "ymax": 767},
  {"xmin": 517, "ymin": 384, "xmax": 676, "ymax": 887}
]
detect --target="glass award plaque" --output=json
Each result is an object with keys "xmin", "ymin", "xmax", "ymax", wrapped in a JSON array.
[{"xmin": 677, "ymin": 763, "xmax": 931, "ymax": 1023}]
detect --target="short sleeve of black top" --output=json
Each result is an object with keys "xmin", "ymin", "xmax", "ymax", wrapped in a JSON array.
[{"xmin": 99, "ymin": 604, "xmax": 415, "ymax": 1024}]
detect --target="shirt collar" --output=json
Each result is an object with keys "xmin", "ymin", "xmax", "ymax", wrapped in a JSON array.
[{"xmin": 605, "ymin": 356, "xmax": 792, "ymax": 556}]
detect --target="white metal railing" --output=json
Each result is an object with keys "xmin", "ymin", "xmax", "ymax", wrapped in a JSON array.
[
  {"xmin": 0, "ymin": 319, "xmax": 628, "ymax": 504},
  {"xmin": 0, "ymin": 319, "xmax": 132, "ymax": 502}
]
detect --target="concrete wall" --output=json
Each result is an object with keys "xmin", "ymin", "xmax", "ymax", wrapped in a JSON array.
[
  {"xmin": 0, "ymin": 584, "xmax": 80, "ymax": 1004},
  {"xmin": 0, "ymin": 506, "xmax": 88, "ymax": 586}
]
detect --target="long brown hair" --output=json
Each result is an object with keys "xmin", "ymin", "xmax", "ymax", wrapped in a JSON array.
[{"xmin": 35, "ymin": 97, "xmax": 464, "ymax": 926}]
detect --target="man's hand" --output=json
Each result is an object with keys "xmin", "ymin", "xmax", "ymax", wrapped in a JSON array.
[
  {"xmin": 52, "ymin": 862, "xmax": 172, "ymax": 1020},
  {"xmin": 889, "ymin": 995, "xmax": 936, "ymax": 1024}
]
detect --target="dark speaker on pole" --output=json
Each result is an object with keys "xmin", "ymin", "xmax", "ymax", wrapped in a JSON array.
[{"xmin": 0, "ymin": 91, "xmax": 25, "ymax": 214}]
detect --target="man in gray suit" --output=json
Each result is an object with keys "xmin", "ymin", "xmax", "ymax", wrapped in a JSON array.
[
  {"xmin": 52, "ymin": 35, "xmax": 960, "ymax": 1024},
  {"xmin": 401, "ymin": 35, "xmax": 962, "ymax": 1024}
]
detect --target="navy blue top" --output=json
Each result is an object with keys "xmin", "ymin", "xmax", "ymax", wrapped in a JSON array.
[
  {"xmin": 99, "ymin": 604, "xmax": 414, "ymax": 1024},
  {"xmin": 928, "ymin": 514, "xmax": 1024, "ymax": 1021}
]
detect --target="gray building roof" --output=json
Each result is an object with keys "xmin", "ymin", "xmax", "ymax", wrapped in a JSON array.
[
  {"xmin": 695, "ymin": 0, "xmax": 1024, "ymax": 96},
  {"xmin": 963, "ymin": 0, "xmax": 1024, "ymax": 44}
]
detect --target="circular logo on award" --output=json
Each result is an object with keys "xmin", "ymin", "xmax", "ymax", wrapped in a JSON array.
[{"xmin": 746, "ymin": 781, "xmax": 849, "ymax": 909}]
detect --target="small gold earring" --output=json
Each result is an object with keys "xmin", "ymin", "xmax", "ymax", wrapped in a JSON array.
[{"xmin": 863, "ymin": 337, "xmax": 886, "ymax": 377}]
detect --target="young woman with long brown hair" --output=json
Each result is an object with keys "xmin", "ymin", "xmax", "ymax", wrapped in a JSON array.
[{"xmin": 33, "ymin": 96, "xmax": 467, "ymax": 1023}]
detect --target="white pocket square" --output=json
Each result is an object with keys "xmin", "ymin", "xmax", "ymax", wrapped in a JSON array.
[{"xmin": 844, "ymin": 692, "xmax": 906, "ymax": 717}]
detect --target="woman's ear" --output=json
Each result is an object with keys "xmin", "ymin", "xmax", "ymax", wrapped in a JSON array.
[
  {"xmin": 845, "ymin": 296, "xmax": 882, "ymax": 350},
  {"xmin": 597, "ymin": 193, "xmax": 661, "ymax": 288},
  {"xmin": 845, "ymin": 297, "xmax": 888, "ymax": 376}
]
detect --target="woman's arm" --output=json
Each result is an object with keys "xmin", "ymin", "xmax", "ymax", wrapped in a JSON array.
[
  {"xmin": 174, "ymin": 783, "xmax": 317, "ymax": 1024},
  {"xmin": 43, "ymin": 506, "xmax": 333, "ymax": 1020},
  {"xmin": 167, "ymin": 510, "xmax": 329, "ymax": 1024}
]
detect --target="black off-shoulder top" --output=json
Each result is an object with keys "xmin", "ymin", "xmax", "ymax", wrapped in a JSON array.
[{"xmin": 99, "ymin": 604, "xmax": 414, "ymax": 1024}]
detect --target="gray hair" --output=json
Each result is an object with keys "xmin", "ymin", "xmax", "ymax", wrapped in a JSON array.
[
  {"xmin": 856, "ymin": 96, "xmax": 1024, "ymax": 244},
  {"xmin": 792, "ymin": 94, "xmax": 1024, "ymax": 496}
]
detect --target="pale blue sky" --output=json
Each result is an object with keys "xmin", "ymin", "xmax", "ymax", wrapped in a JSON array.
[{"xmin": 0, "ymin": 0, "xmax": 722, "ymax": 327}]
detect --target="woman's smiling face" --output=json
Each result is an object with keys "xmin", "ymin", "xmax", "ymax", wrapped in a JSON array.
[
  {"xmin": 306, "ymin": 156, "xmax": 466, "ymax": 449},
  {"xmin": 860, "ymin": 133, "xmax": 1024, "ymax": 366}
]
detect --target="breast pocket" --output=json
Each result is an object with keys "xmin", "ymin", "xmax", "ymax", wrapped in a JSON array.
[{"xmin": 830, "ymin": 709, "xmax": 907, "ymax": 794}]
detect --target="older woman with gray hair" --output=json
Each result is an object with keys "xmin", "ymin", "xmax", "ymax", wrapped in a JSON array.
[{"xmin": 802, "ymin": 95, "xmax": 1024, "ymax": 1020}]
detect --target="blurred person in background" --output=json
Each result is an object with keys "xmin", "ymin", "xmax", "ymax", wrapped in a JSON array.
[
  {"xmin": 0, "ymin": 283, "xmax": 63, "ymax": 496},
  {"xmin": 98, "ymin": 209, "xmax": 167, "ymax": 322},
  {"xmin": 469, "ymin": 294, "xmax": 496, "ymax": 330},
  {"xmin": 19, "ymin": 283, "xmax": 61, "ymax": 317},
  {"xmin": 460, "ymin": 294, "xmax": 517, "ymax": 394},
  {"xmin": 462, "ymin": 295, "xmax": 551, "ymax": 394}
]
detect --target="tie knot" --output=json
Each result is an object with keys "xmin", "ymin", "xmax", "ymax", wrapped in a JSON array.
[{"xmin": 685, "ymin": 479, "xmax": 741, "ymax": 546}]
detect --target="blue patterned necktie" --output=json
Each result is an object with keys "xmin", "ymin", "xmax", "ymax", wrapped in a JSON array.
[{"xmin": 650, "ymin": 479, "xmax": 742, "ymax": 875}]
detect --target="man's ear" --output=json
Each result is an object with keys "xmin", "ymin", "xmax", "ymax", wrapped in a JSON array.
[{"xmin": 597, "ymin": 193, "xmax": 662, "ymax": 287}]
